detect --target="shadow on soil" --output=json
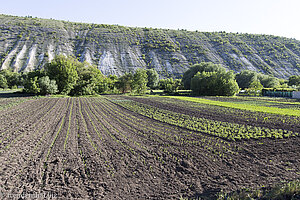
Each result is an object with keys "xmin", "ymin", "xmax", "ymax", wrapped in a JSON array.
[{"xmin": 0, "ymin": 91, "xmax": 34, "ymax": 98}]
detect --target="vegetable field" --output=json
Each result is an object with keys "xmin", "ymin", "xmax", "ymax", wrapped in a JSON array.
[{"xmin": 0, "ymin": 94, "xmax": 299, "ymax": 199}]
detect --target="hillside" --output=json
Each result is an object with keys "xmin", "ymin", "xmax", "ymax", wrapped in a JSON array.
[{"xmin": 0, "ymin": 14, "xmax": 300, "ymax": 78}]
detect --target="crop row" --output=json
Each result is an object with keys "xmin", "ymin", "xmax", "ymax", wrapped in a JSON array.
[
  {"xmin": 86, "ymin": 97, "xmax": 194, "ymax": 167},
  {"xmin": 0, "ymin": 98, "xmax": 68, "ymax": 187},
  {"xmin": 0, "ymin": 96, "xmax": 33, "ymax": 112},
  {"xmin": 0, "ymin": 98, "xmax": 60, "ymax": 152},
  {"xmin": 98, "ymin": 97, "xmax": 238, "ymax": 159},
  {"xmin": 139, "ymin": 96, "xmax": 300, "ymax": 133},
  {"xmin": 113, "ymin": 99, "xmax": 298, "ymax": 140}
]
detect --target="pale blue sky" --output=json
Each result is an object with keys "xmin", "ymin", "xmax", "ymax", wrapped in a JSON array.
[{"xmin": 1, "ymin": 0, "xmax": 300, "ymax": 39}]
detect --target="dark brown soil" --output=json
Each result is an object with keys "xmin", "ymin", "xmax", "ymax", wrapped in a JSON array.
[{"xmin": 0, "ymin": 97, "xmax": 299, "ymax": 199}]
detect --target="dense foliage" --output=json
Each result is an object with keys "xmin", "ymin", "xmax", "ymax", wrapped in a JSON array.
[
  {"xmin": 288, "ymin": 75, "xmax": 300, "ymax": 86},
  {"xmin": 44, "ymin": 55, "xmax": 79, "ymax": 95},
  {"xmin": 191, "ymin": 70, "xmax": 239, "ymax": 96},
  {"xmin": 182, "ymin": 62, "xmax": 226, "ymax": 89},
  {"xmin": 0, "ymin": 55, "xmax": 298, "ymax": 97},
  {"xmin": 235, "ymin": 70, "xmax": 259, "ymax": 89},
  {"xmin": 146, "ymin": 69, "xmax": 159, "ymax": 89}
]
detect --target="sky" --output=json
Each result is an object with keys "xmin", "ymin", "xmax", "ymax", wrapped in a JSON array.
[{"xmin": 0, "ymin": 0, "xmax": 300, "ymax": 40}]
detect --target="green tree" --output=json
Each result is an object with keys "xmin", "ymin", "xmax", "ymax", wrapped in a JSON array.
[
  {"xmin": 182, "ymin": 62, "xmax": 226, "ymax": 89},
  {"xmin": 132, "ymin": 69, "xmax": 148, "ymax": 94},
  {"xmin": 0, "ymin": 69, "xmax": 21, "ymax": 88},
  {"xmin": 44, "ymin": 55, "xmax": 79, "ymax": 95},
  {"xmin": 117, "ymin": 73, "xmax": 134, "ymax": 94},
  {"xmin": 159, "ymin": 78, "xmax": 179, "ymax": 93},
  {"xmin": 249, "ymin": 80, "xmax": 263, "ymax": 91},
  {"xmin": 24, "ymin": 77, "xmax": 40, "ymax": 94},
  {"xmin": 0, "ymin": 74, "xmax": 8, "ymax": 88},
  {"xmin": 105, "ymin": 75, "xmax": 118, "ymax": 92},
  {"xmin": 38, "ymin": 76, "xmax": 58, "ymax": 95},
  {"xmin": 288, "ymin": 75, "xmax": 300, "ymax": 86},
  {"xmin": 235, "ymin": 70, "xmax": 259, "ymax": 89},
  {"xmin": 146, "ymin": 68, "xmax": 159, "ymax": 89},
  {"xmin": 257, "ymin": 74, "xmax": 279, "ymax": 88},
  {"xmin": 71, "ymin": 63, "xmax": 106, "ymax": 95},
  {"xmin": 191, "ymin": 70, "xmax": 239, "ymax": 96}
]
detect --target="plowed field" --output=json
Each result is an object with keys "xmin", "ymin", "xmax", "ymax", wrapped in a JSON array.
[{"xmin": 0, "ymin": 95, "xmax": 299, "ymax": 199}]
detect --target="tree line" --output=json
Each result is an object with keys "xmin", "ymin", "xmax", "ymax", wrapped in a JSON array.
[
  {"xmin": 182, "ymin": 62, "xmax": 299, "ymax": 96},
  {"xmin": 0, "ymin": 55, "xmax": 299, "ymax": 96},
  {"xmin": 0, "ymin": 55, "xmax": 179, "ymax": 95}
]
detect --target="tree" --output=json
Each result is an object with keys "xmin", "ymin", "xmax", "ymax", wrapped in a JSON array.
[
  {"xmin": 44, "ymin": 55, "xmax": 79, "ymax": 95},
  {"xmin": 105, "ymin": 75, "xmax": 118, "ymax": 92},
  {"xmin": 132, "ymin": 69, "xmax": 148, "ymax": 94},
  {"xmin": 191, "ymin": 70, "xmax": 239, "ymax": 96},
  {"xmin": 71, "ymin": 63, "xmax": 106, "ymax": 95},
  {"xmin": 235, "ymin": 70, "xmax": 259, "ymax": 89},
  {"xmin": 117, "ymin": 73, "xmax": 134, "ymax": 94},
  {"xmin": 146, "ymin": 69, "xmax": 159, "ymax": 89},
  {"xmin": 159, "ymin": 78, "xmax": 179, "ymax": 93},
  {"xmin": 249, "ymin": 80, "xmax": 263, "ymax": 91},
  {"xmin": 288, "ymin": 75, "xmax": 300, "ymax": 86},
  {"xmin": 0, "ymin": 74, "xmax": 8, "ymax": 89},
  {"xmin": 24, "ymin": 77, "xmax": 40, "ymax": 94},
  {"xmin": 257, "ymin": 74, "xmax": 279, "ymax": 88},
  {"xmin": 0, "ymin": 69, "xmax": 21, "ymax": 88},
  {"xmin": 182, "ymin": 62, "xmax": 226, "ymax": 89},
  {"xmin": 38, "ymin": 76, "xmax": 58, "ymax": 95}
]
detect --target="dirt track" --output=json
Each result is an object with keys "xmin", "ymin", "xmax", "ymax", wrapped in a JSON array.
[{"xmin": 0, "ymin": 97, "xmax": 299, "ymax": 199}]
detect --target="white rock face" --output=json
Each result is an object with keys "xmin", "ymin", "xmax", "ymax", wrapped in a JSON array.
[
  {"xmin": 165, "ymin": 61, "xmax": 173, "ymax": 74},
  {"xmin": 1, "ymin": 44, "xmax": 19, "ymax": 70},
  {"xmin": 13, "ymin": 44, "xmax": 27, "ymax": 72},
  {"xmin": 149, "ymin": 51, "xmax": 163, "ymax": 73},
  {"xmin": 83, "ymin": 49, "xmax": 92, "ymax": 64},
  {"xmin": 48, "ymin": 44, "xmax": 55, "ymax": 62},
  {"xmin": 24, "ymin": 44, "xmax": 37, "ymax": 72},
  {"xmin": 98, "ymin": 51, "xmax": 119, "ymax": 75},
  {"xmin": 231, "ymin": 53, "xmax": 257, "ymax": 71}
]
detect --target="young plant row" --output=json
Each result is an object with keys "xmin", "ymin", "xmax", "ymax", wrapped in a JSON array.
[
  {"xmin": 114, "ymin": 99, "xmax": 298, "ymax": 140},
  {"xmin": 11, "ymin": 98, "xmax": 68, "ymax": 182},
  {"xmin": 148, "ymin": 96, "xmax": 300, "ymax": 131},
  {"xmin": 78, "ymin": 98, "xmax": 116, "ymax": 176},
  {"xmin": 97, "ymin": 97, "xmax": 237, "ymax": 160},
  {"xmin": 86, "ymin": 97, "xmax": 183, "ymax": 168},
  {"xmin": 0, "ymin": 96, "xmax": 33, "ymax": 112},
  {"xmin": 103, "ymin": 96, "xmax": 238, "ymax": 154},
  {"xmin": 0, "ymin": 98, "xmax": 60, "ymax": 153}
]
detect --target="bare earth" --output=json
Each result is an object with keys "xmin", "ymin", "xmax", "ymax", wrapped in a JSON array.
[{"xmin": 0, "ymin": 96, "xmax": 299, "ymax": 199}]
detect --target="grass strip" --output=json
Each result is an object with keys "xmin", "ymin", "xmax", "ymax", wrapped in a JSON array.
[{"xmin": 163, "ymin": 96, "xmax": 300, "ymax": 117}]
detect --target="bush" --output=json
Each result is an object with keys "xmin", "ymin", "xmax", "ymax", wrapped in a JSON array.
[
  {"xmin": 0, "ymin": 74, "xmax": 8, "ymax": 89},
  {"xmin": 38, "ymin": 76, "xmax": 58, "ymax": 95},
  {"xmin": 191, "ymin": 71, "xmax": 239, "ymax": 96},
  {"xmin": 24, "ymin": 77, "xmax": 40, "ymax": 94},
  {"xmin": 44, "ymin": 55, "xmax": 79, "ymax": 95},
  {"xmin": 159, "ymin": 78, "xmax": 180, "ymax": 93},
  {"xmin": 235, "ymin": 70, "xmax": 259, "ymax": 89},
  {"xmin": 182, "ymin": 62, "xmax": 226, "ymax": 89},
  {"xmin": 288, "ymin": 75, "xmax": 300, "ymax": 86},
  {"xmin": 146, "ymin": 68, "xmax": 159, "ymax": 89}
]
